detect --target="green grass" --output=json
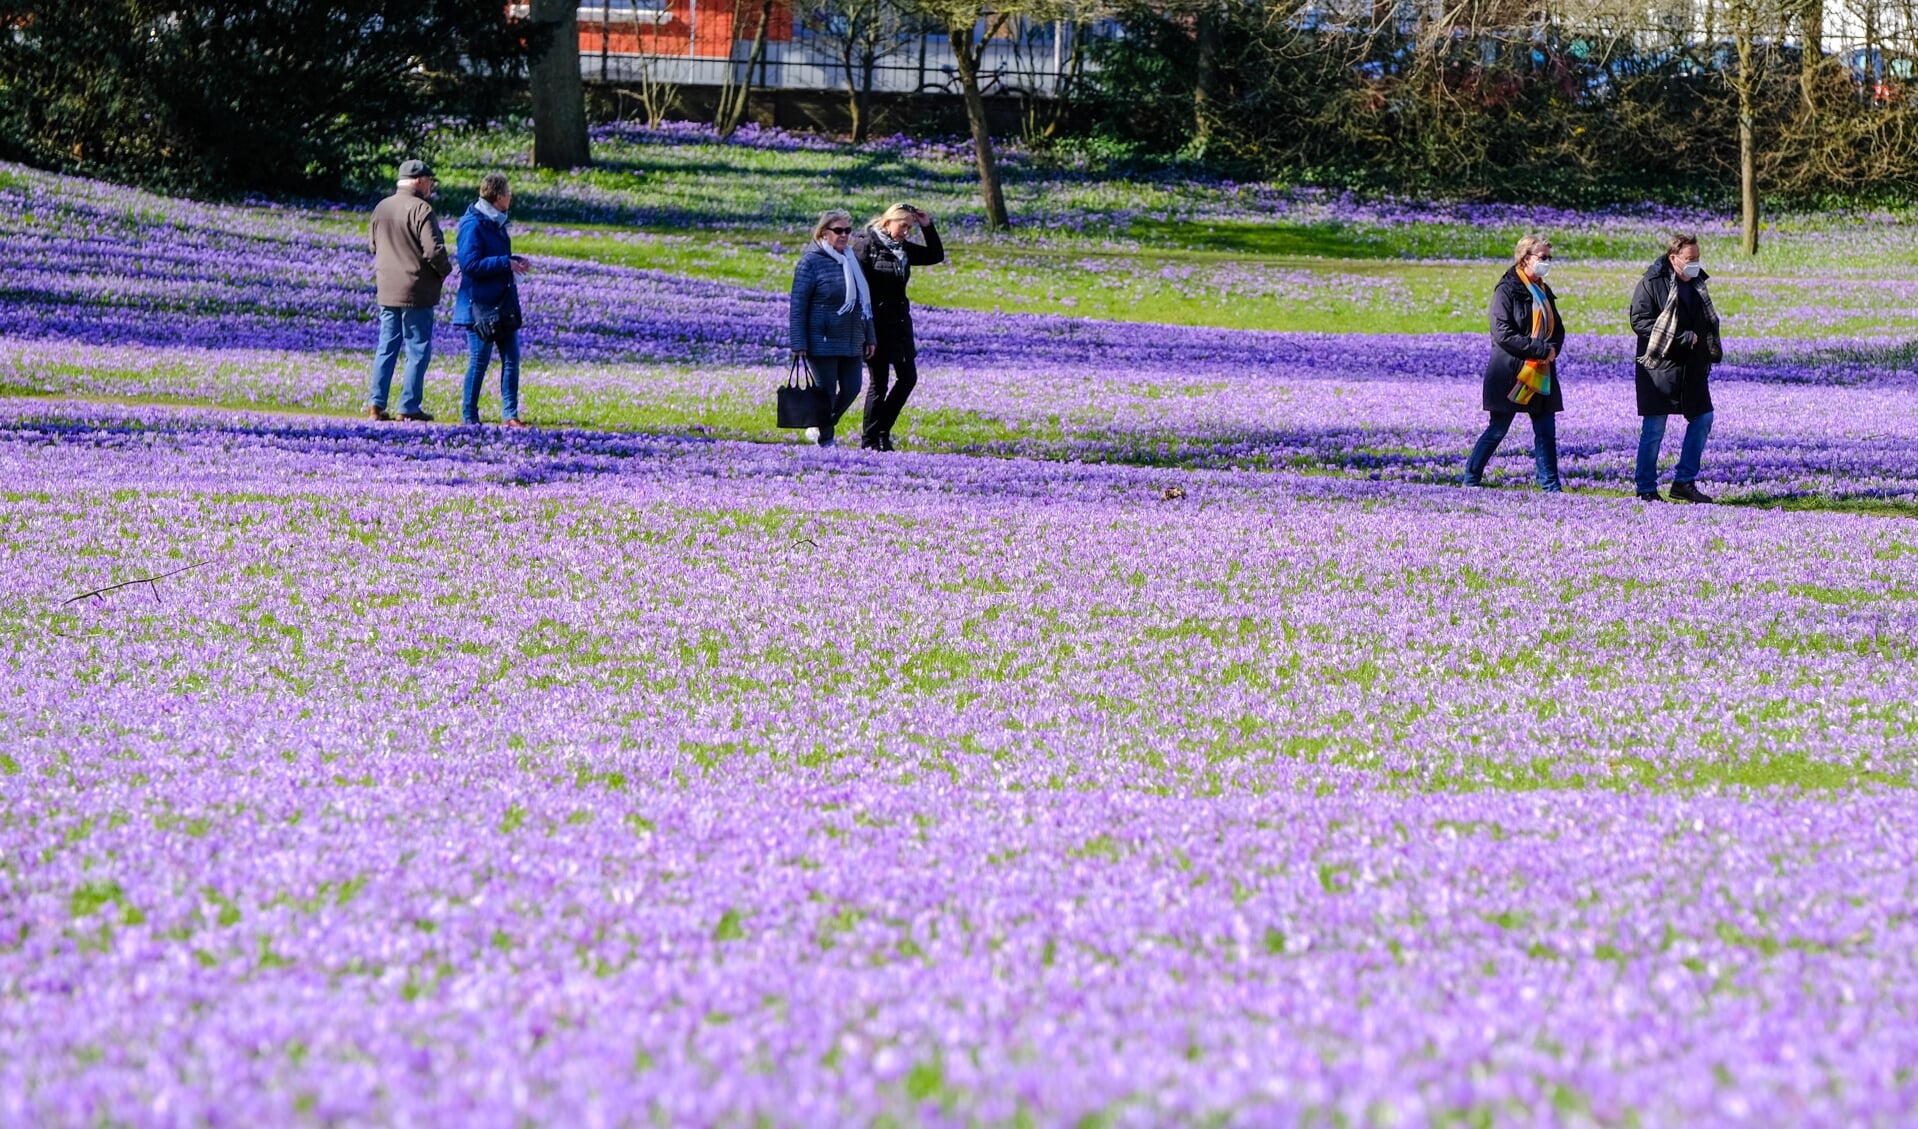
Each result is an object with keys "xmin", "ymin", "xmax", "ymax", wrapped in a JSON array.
[
  {"xmin": 502, "ymin": 219, "xmax": 1916, "ymax": 337},
  {"xmin": 402, "ymin": 123, "xmax": 1918, "ymax": 337}
]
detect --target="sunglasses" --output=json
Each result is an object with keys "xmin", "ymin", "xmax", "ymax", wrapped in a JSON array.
[{"xmin": 826, "ymin": 226, "xmax": 852, "ymax": 235}]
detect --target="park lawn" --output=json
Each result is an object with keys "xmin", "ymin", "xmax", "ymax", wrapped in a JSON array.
[
  {"xmin": 15, "ymin": 349, "xmax": 1918, "ymax": 518},
  {"xmin": 10, "ymin": 135, "xmax": 1918, "ymax": 1123},
  {"xmin": 372, "ymin": 122, "xmax": 1918, "ymax": 338},
  {"xmin": 498, "ymin": 221, "xmax": 1914, "ymax": 338}
]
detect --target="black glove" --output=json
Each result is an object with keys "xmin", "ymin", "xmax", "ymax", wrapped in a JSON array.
[{"xmin": 1675, "ymin": 331, "xmax": 1698, "ymax": 348}]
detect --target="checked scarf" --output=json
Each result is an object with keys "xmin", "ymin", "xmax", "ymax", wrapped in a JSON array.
[
  {"xmin": 1639, "ymin": 272, "xmax": 1723, "ymax": 367},
  {"xmin": 1508, "ymin": 270, "xmax": 1557, "ymax": 406}
]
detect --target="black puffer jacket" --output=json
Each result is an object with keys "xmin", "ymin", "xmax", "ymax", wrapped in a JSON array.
[
  {"xmin": 1629, "ymin": 256, "xmax": 1715, "ymax": 418},
  {"xmin": 1481, "ymin": 266, "xmax": 1566, "ymax": 414},
  {"xmin": 848, "ymin": 222, "xmax": 945, "ymax": 362}
]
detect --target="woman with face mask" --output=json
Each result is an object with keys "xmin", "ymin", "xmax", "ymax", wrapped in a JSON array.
[
  {"xmin": 1628, "ymin": 232, "xmax": 1720, "ymax": 502},
  {"xmin": 1464, "ymin": 233, "xmax": 1566, "ymax": 492}
]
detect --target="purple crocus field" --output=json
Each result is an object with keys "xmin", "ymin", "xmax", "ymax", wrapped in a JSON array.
[{"xmin": 5, "ymin": 155, "xmax": 1918, "ymax": 1124}]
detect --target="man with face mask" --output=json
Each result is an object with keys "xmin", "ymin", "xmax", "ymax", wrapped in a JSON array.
[{"xmin": 1628, "ymin": 232, "xmax": 1721, "ymax": 502}]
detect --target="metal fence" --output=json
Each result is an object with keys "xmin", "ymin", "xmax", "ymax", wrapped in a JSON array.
[{"xmin": 575, "ymin": 22, "xmax": 1108, "ymax": 98}]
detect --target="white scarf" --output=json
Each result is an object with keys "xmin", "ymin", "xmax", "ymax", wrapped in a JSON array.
[
  {"xmin": 816, "ymin": 239, "xmax": 871, "ymax": 319},
  {"xmin": 475, "ymin": 198, "xmax": 510, "ymax": 233}
]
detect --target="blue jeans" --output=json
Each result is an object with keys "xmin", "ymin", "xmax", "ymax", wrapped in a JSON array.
[
  {"xmin": 810, "ymin": 355, "xmax": 864, "ymax": 445},
  {"xmin": 368, "ymin": 307, "xmax": 435, "ymax": 415},
  {"xmin": 461, "ymin": 329, "xmax": 521, "ymax": 423},
  {"xmin": 1463, "ymin": 411, "xmax": 1560, "ymax": 491},
  {"xmin": 1635, "ymin": 411, "xmax": 1713, "ymax": 496}
]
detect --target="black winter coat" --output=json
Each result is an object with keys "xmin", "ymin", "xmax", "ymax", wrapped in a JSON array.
[
  {"xmin": 1628, "ymin": 256, "xmax": 1715, "ymax": 418},
  {"xmin": 1482, "ymin": 266, "xmax": 1566, "ymax": 414},
  {"xmin": 847, "ymin": 222, "xmax": 945, "ymax": 362}
]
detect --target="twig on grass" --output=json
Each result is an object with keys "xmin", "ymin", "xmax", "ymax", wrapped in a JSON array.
[{"xmin": 61, "ymin": 561, "xmax": 210, "ymax": 606}]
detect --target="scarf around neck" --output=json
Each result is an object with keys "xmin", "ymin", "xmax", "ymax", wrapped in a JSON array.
[
  {"xmin": 871, "ymin": 224, "xmax": 910, "ymax": 268},
  {"xmin": 816, "ymin": 239, "xmax": 872, "ymax": 319},
  {"xmin": 1508, "ymin": 267, "xmax": 1557, "ymax": 406},
  {"xmin": 474, "ymin": 198, "xmax": 511, "ymax": 233}
]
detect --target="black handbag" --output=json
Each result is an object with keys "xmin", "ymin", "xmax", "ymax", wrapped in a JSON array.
[
  {"xmin": 472, "ymin": 305, "xmax": 522, "ymax": 344},
  {"xmin": 776, "ymin": 355, "xmax": 823, "ymax": 429}
]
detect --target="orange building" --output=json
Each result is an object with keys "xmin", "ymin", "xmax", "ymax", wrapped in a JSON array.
[{"xmin": 572, "ymin": 0, "xmax": 795, "ymax": 60}]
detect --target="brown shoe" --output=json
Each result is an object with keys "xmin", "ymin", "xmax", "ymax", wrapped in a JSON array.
[
  {"xmin": 503, "ymin": 418, "xmax": 530, "ymax": 429},
  {"xmin": 366, "ymin": 406, "xmax": 392, "ymax": 422}
]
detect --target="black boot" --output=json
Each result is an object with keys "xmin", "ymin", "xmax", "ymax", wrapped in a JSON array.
[{"xmin": 1669, "ymin": 481, "xmax": 1714, "ymax": 504}]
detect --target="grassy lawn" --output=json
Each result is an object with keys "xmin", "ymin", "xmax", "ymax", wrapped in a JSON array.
[
  {"xmin": 293, "ymin": 123, "xmax": 1918, "ymax": 338},
  {"xmin": 502, "ymin": 220, "xmax": 1918, "ymax": 338}
]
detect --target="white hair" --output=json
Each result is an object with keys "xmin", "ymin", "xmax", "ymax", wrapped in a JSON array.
[{"xmin": 397, "ymin": 177, "xmax": 418, "ymax": 189}]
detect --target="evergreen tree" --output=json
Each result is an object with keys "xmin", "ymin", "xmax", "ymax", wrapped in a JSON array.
[{"xmin": 0, "ymin": 1, "xmax": 540, "ymax": 194}]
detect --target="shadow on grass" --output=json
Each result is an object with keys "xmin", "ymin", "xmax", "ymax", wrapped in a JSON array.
[
  {"xmin": 1403, "ymin": 750, "xmax": 1916, "ymax": 794},
  {"xmin": 9, "ymin": 394, "xmax": 1918, "ymax": 522},
  {"xmin": 1721, "ymin": 494, "xmax": 1918, "ymax": 520},
  {"xmin": 1125, "ymin": 219, "xmax": 1672, "ymax": 263}
]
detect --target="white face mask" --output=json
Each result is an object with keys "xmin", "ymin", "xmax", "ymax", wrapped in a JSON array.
[
  {"xmin": 1529, "ymin": 259, "xmax": 1553, "ymax": 280},
  {"xmin": 1679, "ymin": 260, "xmax": 1702, "ymax": 281}
]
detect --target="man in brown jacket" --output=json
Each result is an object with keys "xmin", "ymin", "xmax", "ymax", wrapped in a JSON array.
[{"xmin": 366, "ymin": 159, "xmax": 452, "ymax": 421}]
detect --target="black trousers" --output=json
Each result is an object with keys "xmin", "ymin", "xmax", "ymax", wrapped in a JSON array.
[{"xmin": 861, "ymin": 357, "xmax": 918, "ymax": 448}]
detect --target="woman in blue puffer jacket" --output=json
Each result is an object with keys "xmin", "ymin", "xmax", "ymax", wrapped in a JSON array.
[
  {"xmin": 788, "ymin": 209, "xmax": 876, "ymax": 447},
  {"xmin": 454, "ymin": 172, "xmax": 530, "ymax": 427}
]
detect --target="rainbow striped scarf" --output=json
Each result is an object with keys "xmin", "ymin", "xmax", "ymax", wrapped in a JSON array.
[{"xmin": 1508, "ymin": 271, "xmax": 1556, "ymax": 406}]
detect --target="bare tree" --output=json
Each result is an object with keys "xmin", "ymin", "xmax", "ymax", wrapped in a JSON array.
[
  {"xmin": 806, "ymin": 0, "xmax": 913, "ymax": 142},
  {"xmin": 904, "ymin": 0, "xmax": 1069, "ymax": 228},
  {"xmin": 627, "ymin": 1, "xmax": 682, "ymax": 126},
  {"xmin": 715, "ymin": 0, "xmax": 779, "ymax": 138},
  {"xmin": 529, "ymin": 0, "xmax": 593, "ymax": 169}
]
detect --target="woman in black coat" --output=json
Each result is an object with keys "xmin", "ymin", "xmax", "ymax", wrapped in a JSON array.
[
  {"xmin": 847, "ymin": 203, "xmax": 945, "ymax": 451},
  {"xmin": 1463, "ymin": 234, "xmax": 1566, "ymax": 492},
  {"xmin": 1628, "ymin": 232, "xmax": 1719, "ymax": 503}
]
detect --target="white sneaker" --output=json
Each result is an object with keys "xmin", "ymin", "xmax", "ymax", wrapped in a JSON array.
[{"xmin": 804, "ymin": 427, "xmax": 820, "ymax": 444}]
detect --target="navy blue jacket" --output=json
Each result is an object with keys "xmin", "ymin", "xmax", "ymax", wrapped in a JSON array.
[
  {"xmin": 1482, "ymin": 266, "xmax": 1566, "ymax": 414},
  {"xmin": 453, "ymin": 204, "xmax": 521, "ymax": 327},
  {"xmin": 789, "ymin": 246, "xmax": 877, "ymax": 357}
]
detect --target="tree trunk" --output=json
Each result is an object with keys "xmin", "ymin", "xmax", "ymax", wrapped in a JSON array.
[
  {"xmin": 1800, "ymin": 0, "xmax": 1824, "ymax": 113},
  {"xmin": 845, "ymin": 69, "xmax": 865, "ymax": 143},
  {"xmin": 1739, "ymin": 105, "xmax": 1759, "ymax": 255},
  {"xmin": 529, "ymin": 0, "xmax": 592, "ymax": 170},
  {"xmin": 854, "ymin": 51, "xmax": 878, "ymax": 143},
  {"xmin": 948, "ymin": 17, "xmax": 1009, "ymax": 230},
  {"xmin": 1194, "ymin": 3, "xmax": 1219, "ymax": 146},
  {"xmin": 1737, "ymin": 32, "xmax": 1759, "ymax": 256}
]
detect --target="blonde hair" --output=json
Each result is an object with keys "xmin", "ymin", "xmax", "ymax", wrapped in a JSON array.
[
  {"xmin": 1511, "ymin": 233, "xmax": 1552, "ymax": 267},
  {"xmin": 871, "ymin": 203, "xmax": 917, "ymax": 229},
  {"xmin": 812, "ymin": 210, "xmax": 853, "ymax": 240}
]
